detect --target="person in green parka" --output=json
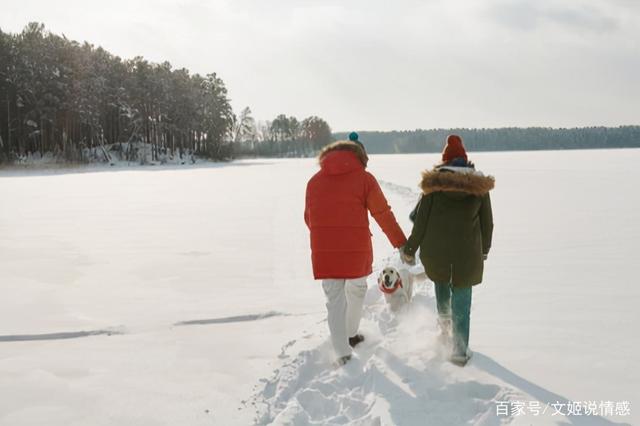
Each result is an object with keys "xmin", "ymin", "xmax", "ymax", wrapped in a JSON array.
[{"xmin": 401, "ymin": 134, "xmax": 494, "ymax": 366}]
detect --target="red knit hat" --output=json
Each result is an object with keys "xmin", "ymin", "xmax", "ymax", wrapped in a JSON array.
[{"xmin": 442, "ymin": 134, "xmax": 467, "ymax": 163}]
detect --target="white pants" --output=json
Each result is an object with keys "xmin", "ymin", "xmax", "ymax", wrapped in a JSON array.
[{"xmin": 322, "ymin": 277, "xmax": 368, "ymax": 358}]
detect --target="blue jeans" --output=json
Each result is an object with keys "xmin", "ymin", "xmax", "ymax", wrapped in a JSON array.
[{"xmin": 434, "ymin": 282, "xmax": 472, "ymax": 356}]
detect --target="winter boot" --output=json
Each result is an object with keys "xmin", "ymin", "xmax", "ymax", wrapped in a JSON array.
[
  {"xmin": 349, "ymin": 334, "xmax": 365, "ymax": 348},
  {"xmin": 335, "ymin": 354, "xmax": 352, "ymax": 367},
  {"xmin": 449, "ymin": 348, "xmax": 473, "ymax": 367}
]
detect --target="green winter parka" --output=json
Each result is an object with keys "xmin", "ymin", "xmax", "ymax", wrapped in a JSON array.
[{"xmin": 403, "ymin": 166, "xmax": 495, "ymax": 287}]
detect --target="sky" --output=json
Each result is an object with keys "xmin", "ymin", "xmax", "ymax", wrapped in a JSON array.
[{"xmin": 1, "ymin": 0, "xmax": 639, "ymax": 132}]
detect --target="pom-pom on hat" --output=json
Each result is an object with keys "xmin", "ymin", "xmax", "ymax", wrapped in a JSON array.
[
  {"xmin": 348, "ymin": 131, "xmax": 359, "ymax": 142},
  {"xmin": 442, "ymin": 134, "xmax": 467, "ymax": 163}
]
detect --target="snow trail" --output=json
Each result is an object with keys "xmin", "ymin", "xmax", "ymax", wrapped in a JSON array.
[
  {"xmin": 251, "ymin": 275, "xmax": 519, "ymax": 425},
  {"xmin": 250, "ymin": 266, "xmax": 630, "ymax": 426}
]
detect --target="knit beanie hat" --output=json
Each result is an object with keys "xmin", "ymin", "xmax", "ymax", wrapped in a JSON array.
[{"xmin": 442, "ymin": 134, "xmax": 467, "ymax": 163}]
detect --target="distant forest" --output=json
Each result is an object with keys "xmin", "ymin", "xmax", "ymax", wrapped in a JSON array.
[
  {"xmin": 0, "ymin": 23, "xmax": 332, "ymax": 165},
  {"xmin": 1, "ymin": 24, "xmax": 638, "ymax": 166},
  {"xmin": 335, "ymin": 126, "xmax": 640, "ymax": 155}
]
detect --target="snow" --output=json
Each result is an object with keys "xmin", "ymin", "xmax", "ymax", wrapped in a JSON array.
[
  {"xmin": 0, "ymin": 149, "xmax": 638, "ymax": 425},
  {"xmin": 6, "ymin": 142, "xmax": 200, "ymax": 167}
]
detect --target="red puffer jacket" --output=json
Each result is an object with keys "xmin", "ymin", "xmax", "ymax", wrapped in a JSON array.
[{"xmin": 305, "ymin": 143, "xmax": 407, "ymax": 279}]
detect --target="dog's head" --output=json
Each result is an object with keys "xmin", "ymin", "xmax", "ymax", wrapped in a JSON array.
[{"xmin": 378, "ymin": 267, "xmax": 402, "ymax": 294}]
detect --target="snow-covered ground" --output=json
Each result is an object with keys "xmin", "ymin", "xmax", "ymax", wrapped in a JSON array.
[{"xmin": 0, "ymin": 149, "xmax": 637, "ymax": 425}]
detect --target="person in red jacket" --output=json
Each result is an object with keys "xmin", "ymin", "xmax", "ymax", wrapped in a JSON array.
[{"xmin": 305, "ymin": 140, "xmax": 407, "ymax": 365}]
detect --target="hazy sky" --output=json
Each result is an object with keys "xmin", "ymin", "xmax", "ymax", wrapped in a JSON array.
[{"xmin": 2, "ymin": 0, "xmax": 639, "ymax": 131}]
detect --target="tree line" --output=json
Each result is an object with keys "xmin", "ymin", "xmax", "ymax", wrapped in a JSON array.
[
  {"xmin": 233, "ymin": 113, "xmax": 333, "ymax": 158},
  {"xmin": 5, "ymin": 24, "xmax": 633, "ymax": 165},
  {"xmin": 334, "ymin": 126, "xmax": 640, "ymax": 155},
  {"xmin": 0, "ymin": 23, "xmax": 332, "ymax": 164}
]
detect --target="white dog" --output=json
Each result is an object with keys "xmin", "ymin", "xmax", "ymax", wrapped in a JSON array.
[{"xmin": 378, "ymin": 266, "xmax": 414, "ymax": 312}]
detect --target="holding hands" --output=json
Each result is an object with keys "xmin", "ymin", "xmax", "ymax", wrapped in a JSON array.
[{"xmin": 399, "ymin": 246, "xmax": 416, "ymax": 265}]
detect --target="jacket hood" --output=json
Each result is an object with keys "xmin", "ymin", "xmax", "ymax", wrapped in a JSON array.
[
  {"xmin": 420, "ymin": 167, "xmax": 495, "ymax": 196},
  {"xmin": 319, "ymin": 141, "xmax": 368, "ymax": 175}
]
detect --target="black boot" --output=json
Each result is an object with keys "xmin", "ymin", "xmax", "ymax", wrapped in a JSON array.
[
  {"xmin": 349, "ymin": 334, "xmax": 365, "ymax": 348},
  {"xmin": 335, "ymin": 354, "xmax": 352, "ymax": 367}
]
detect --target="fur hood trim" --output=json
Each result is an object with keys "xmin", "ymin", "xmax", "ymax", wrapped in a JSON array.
[
  {"xmin": 420, "ymin": 168, "xmax": 495, "ymax": 196},
  {"xmin": 318, "ymin": 141, "xmax": 368, "ymax": 167}
]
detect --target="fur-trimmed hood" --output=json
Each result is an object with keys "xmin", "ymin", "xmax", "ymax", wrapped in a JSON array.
[
  {"xmin": 318, "ymin": 141, "xmax": 368, "ymax": 175},
  {"xmin": 420, "ymin": 167, "xmax": 495, "ymax": 196},
  {"xmin": 319, "ymin": 141, "xmax": 368, "ymax": 165}
]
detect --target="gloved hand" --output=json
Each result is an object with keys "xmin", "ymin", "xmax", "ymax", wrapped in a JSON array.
[{"xmin": 399, "ymin": 246, "xmax": 416, "ymax": 265}]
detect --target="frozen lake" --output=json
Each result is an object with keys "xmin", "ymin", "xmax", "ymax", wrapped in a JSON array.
[{"xmin": 0, "ymin": 149, "xmax": 638, "ymax": 425}]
